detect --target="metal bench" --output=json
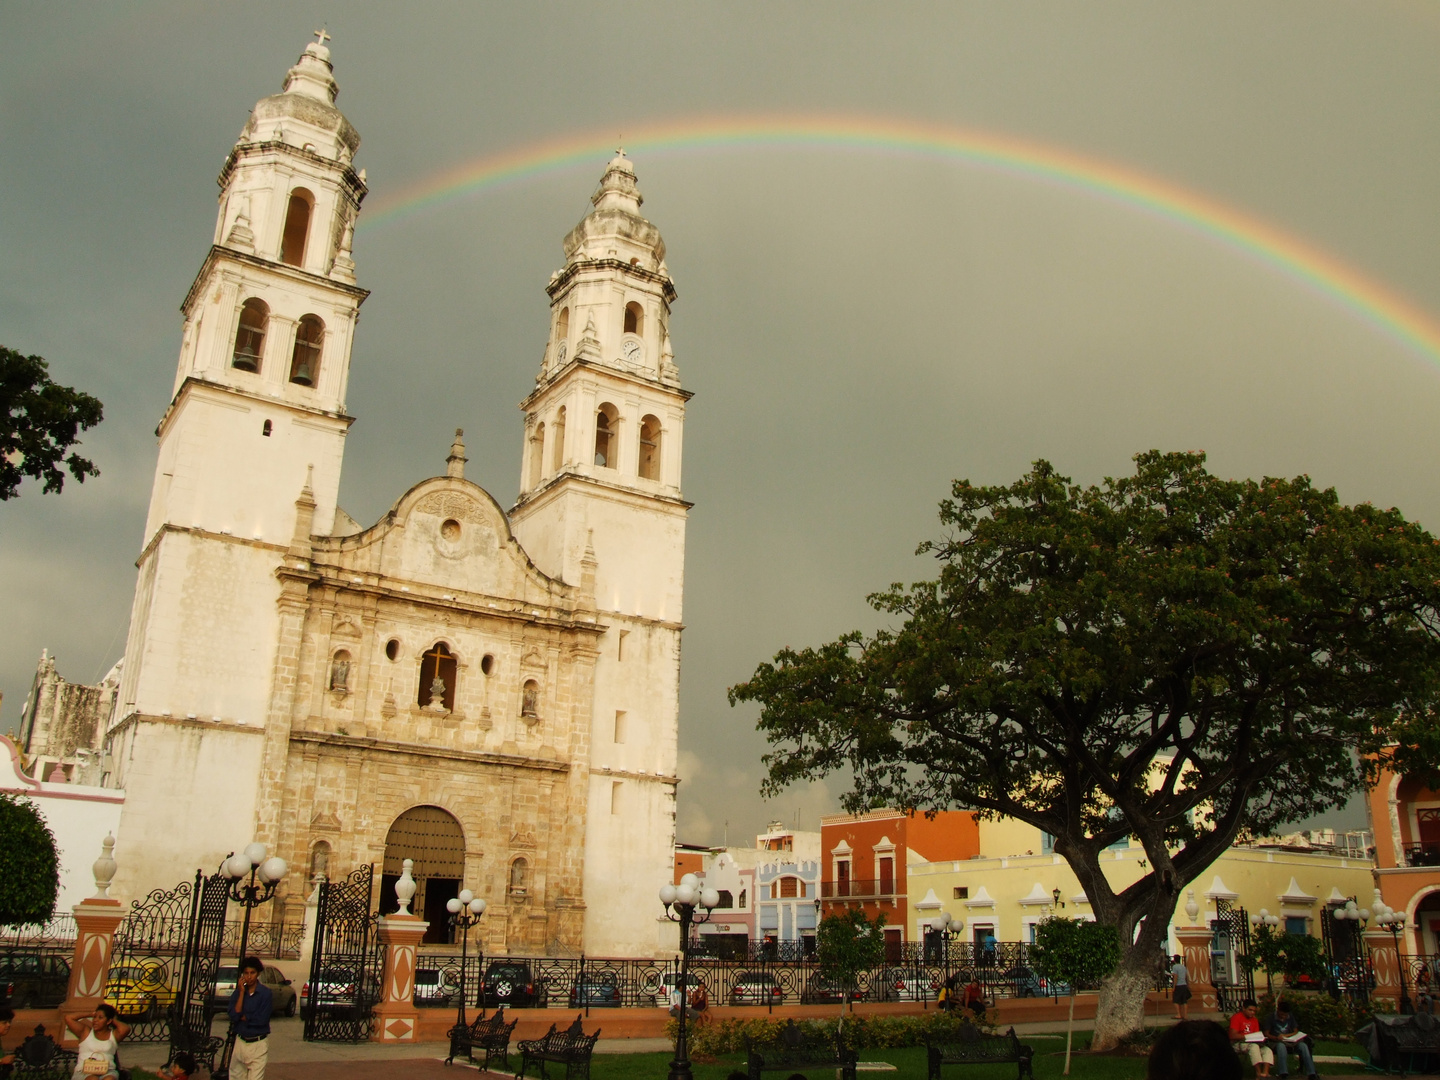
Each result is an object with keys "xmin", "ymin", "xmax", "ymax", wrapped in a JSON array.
[
  {"xmin": 445, "ymin": 1006, "xmax": 518, "ymax": 1070},
  {"xmin": 167, "ymin": 1011, "xmax": 225, "ymax": 1077},
  {"xmin": 517, "ymin": 1014, "xmax": 600, "ymax": 1080},
  {"xmin": 925, "ymin": 1024, "xmax": 1035, "ymax": 1080},
  {"xmin": 9, "ymin": 1026, "xmax": 78, "ymax": 1080},
  {"xmin": 744, "ymin": 1019, "xmax": 858, "ymax": 1080}
]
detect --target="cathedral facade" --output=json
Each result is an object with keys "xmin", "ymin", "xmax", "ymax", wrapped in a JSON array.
[{"xmin": 103, "ymin": 39, "xmax": 686, "ymax": 957}]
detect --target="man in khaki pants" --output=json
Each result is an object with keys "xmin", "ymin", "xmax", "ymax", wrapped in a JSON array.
[{"xmin": 227, "ymin": 957, "xmax": 273, "ymax": 1080}]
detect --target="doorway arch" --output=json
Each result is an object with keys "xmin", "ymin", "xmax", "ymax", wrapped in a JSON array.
[{"xmin": 381, "ymin": 805, "xmax": 466, "ymax": 944}]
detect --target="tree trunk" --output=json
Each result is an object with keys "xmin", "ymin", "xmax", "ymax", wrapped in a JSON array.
[
  {"xmin": 1090, "ymin": 961, "xmax": 1154, "ymax": 1052},
  {"xmin": 1064, "ymin": 991, "xmax": 1076, "ymax": 1075}
]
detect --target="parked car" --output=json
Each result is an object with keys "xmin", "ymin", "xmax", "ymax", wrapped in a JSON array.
[
  {"xmin": 729, "ymin": 971, "xmax": 784, "ymax": 1006},
  {"xmin": 1002, "ymin": 965, "xmax": 1067, "ymax": 998},
  {"xmin": 479, "ymin": 962, "xmax": 548, "ymax": 1009},
  {"xmin": 413, "ymin": 964, "xmax": 463, "ymax": 1008},
  {"xmin": 800, "ymin": 974, "xmax": 864, "ymax": 1005},
  {"xmin": 212, "ymin": 963, "xmax": 297, "ymax": 1016},
  {"xmin": 301, "ymin": 964, "xmax": 380, "ymax": 1017},
  {"xmin": 105, "ymin": 962, "xmax": 178, "ymax": 1022},
  {"xmin": 0, "ymin": 952, "xmax": 71, "ymax": 1009},
  {"xmin": 568, "ymin": 972, "xmax": 622, "ymax": 1008},
  {"xmin": 872, "ymin": 967, "xmax": 938, "ymax": 1002}
]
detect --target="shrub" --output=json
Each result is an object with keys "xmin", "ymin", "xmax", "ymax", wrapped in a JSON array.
[
  {"xmin": 0, "ymin": 794, "xmax": 59, "ymax": 926},
  {"xmin": 667, "ymin": 1012, "xmax": 995, "ymax": 1056},
  {"xmin": 1258, "ymin": 991, "xmax": 1365, "ymax": 1040}
]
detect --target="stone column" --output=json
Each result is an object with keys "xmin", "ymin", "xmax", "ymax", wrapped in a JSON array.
[
  {"xmin": 1176, "ymin": 893, "xmax": 1219, "ymax": 1014},
  {"xmin": 60, "ymin": 836, "xmax": 126, "ymax": 1043},
  {"xmin": 372, "ymin": 915, "xmax": 429, "ymax": 1042},
  {"xmin": 1366, "ymin": 928, "xmax": 1402, "ymax": 1008}
]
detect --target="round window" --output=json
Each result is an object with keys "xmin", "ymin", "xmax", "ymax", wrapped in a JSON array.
[
  {"xmin": 441, "ymin": 519, "xmax": 461, "ymax": 541},
  {"xmin": 481, "ymin": 654, "xmax": 494, "ymax": 676},
  {"xmin": 385, "ymin": 639, "xmax": 400, "ymax": 661}
]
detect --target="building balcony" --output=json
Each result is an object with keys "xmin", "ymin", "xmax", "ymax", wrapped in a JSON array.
[
  {"xmin": 1404, "ymin": 843, "xmax": 1440, "ymax": 868},
  {"xmin": 820, "ymin": 879, "xmax": 899, "ymax": 899}
]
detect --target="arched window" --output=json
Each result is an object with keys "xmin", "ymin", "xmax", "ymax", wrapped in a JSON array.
[
  {"xmin": 232, "ymin": 299, "xmax": 269, "ymax": 372},
  {"xmin": 529, "ymin": 422, "xmax": 545, "ymax": 488},
  {"xmin": 521, "ymin": 679, "xmax": 540, "ymax": 719},
  {"xmin": 290, "ymin": 315, "xmax": 324, "ymax": 386},
  {"xmin": 417, "ymin": 642, "xmax": 457, "ymax": 711},
  {"xmin": 594, "ymin": 403, "xmax": 617, "ymax": 469},
  {"xmin": 329, "ymin": 649, "xmax": 352, "ymax": 691},
  {"xmin": 280, "ymin": 189, "xmax": 313, "ymax": 266},
  {"xmin": 509, "ymin": 857, "xmax": 529, "ymax": 897},
  {"xmin": 555, "ymin": 307, "xmax": 569, "ymax": 360},
  {"xmin": 262, "ymin": 420, "xmax": 272, "ymax": 437},
  {"xmin": 552, "ymin": 406, "xmax": 566, "ymax": 471},
  {"xmin": 639, "ymin": 414, "xmax": 662, "ymax": 481},
  {"xmin": 624, "ymin": 302, "xmax": 644, "ymax": 336}
]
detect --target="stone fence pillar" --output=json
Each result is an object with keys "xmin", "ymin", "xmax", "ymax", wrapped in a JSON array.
[
  {"xmin": 60, "ymin": 836, "xmax": 125, "ymax": 1044},
  {"xmin": 1176, "ymin": 900, "xmax": 1218, "ymax": 1015},
  {"xmin": 372, "ymin": 915, "xmax": 428, "ymax": 1042},
  {"xmin": 1366, "ymin": 928, "xmax": 1402, "ymax": 1008}
]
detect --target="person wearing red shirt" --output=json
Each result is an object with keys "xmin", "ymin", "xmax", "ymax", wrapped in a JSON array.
[{"xmin": 1229, "ymin": 999, "xmax": 1275, "ymax": 1077}]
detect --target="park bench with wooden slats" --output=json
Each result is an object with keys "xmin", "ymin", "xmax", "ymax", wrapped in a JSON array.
[
  {"xmin": 445, "ymin": 1005, "xmax": 518, "ymax": 1070},
  {"xmin": 517, "ymin": 1014, "xmax": 600, "ymax": 1080},
  {"xmin": 925, "ymin": 1024, "xmax": 1035, "ymax": 1080},
  {"xmin": 744, "ymin": 1018, "xmax": 858, "ymax": 1080}
]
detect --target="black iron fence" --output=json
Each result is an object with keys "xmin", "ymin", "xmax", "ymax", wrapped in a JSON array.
[
  {"xmin": 402, "ymin": 942, "xmax": 1074, "ymax": 1013},
  {"xmin": 1403, "ymin": 843, "xmax": 1440, "ymax": 868},
  {"xmin": 219, "ymin": 918, "xmax": 304, "ymax": 960},
  {"xmin": 0, "ymin": 916, "xmax": 77, "ymax": 1009}
]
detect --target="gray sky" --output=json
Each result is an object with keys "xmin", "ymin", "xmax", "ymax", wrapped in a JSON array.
[{"xmin": 2, "ymin": 3, "xmax": 1437, "ymax": 847}]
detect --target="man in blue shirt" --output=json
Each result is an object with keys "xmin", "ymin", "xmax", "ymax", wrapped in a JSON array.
[{"xmin": 228, "ymin": 956, "xmax": 273, "ymax": 1080}]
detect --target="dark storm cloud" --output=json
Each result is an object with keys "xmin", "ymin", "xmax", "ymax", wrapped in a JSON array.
[{"xmin": 2, "ymin": 3, "xmax": 1437, "ymax": 844}]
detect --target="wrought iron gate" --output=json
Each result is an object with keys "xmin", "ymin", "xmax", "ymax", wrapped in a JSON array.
[
  {"xmin": 170, "ymin": 872, "xmax": 230, "ymax": 1057},
  {"xmin": 1212, "ymin": 899, "xmax": 1255, "ymax": 1014},
  {"xmin": 303, "ymin": 865, "xmax": 383, "ymax": 1042},
  {"xmin": 1322, "ymin": 898, "xmax": 1373, "ymax": 1007},
  {"xmin": 104, "ymin": 877, "xmax": 200, "ymax": 1043}
]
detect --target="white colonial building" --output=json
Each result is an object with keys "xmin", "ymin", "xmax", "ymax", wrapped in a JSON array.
[{"xmin": 92, "ymin": 38, "xmax": 687, "ymax": 956}]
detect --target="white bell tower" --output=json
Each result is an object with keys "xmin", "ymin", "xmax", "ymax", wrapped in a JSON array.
[
  {"xmin": 109, "ymin": 37, "xmax": 368, "ymax": 892},
  {"xmin": 510, "ymin": 151, "xmax": 690, "ymax": 955}
]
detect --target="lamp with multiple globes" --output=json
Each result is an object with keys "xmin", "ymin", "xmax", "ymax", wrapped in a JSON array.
[
  {"xmin": 929, "ymin": 910, "xmax": 964, "ymax": 997},
  {"xmin": 1372, "ymin": 894, "xmax": 1413, "ymax": 1014},
  {"xmin": 216, "ymin": 841, "xmax": 288, "ymax": 1078},
  {"xmin": 445, "ymin": 889, "xmax": 488, "ymax": 1030},
  {"xmin": 659, "ymin": 873, "xmax": 718, "ymax": 1080}
]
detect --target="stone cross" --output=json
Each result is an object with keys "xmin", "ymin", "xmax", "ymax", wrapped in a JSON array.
[{"xmin": 313, "ymin": 28, "xmax": 331, "ymax": 47}]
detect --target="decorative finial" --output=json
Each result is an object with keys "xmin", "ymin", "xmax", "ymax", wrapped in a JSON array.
[
  {"xmin": 92, "ymin": 833, "xmax": 117, "ymax": 899},
  {"xmin": 446, "ymin": 429, "xmax": 468, "ymax": 479},
  {"xmin": 313, "ymin": 27, "xmax": 331, "ymax": 48},
  {"xmin": 394, "ymin": 859, "xmax": 417, "ymax": 915}
]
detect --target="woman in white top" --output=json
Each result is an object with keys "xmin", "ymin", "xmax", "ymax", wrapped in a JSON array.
[{"xmin": 63, "ymin": 1003, "xmax": 129, "ymax": 1080}]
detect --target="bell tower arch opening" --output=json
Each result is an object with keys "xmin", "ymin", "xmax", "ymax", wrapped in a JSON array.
[{"xmin": 380, "ymin": 805, "xmax": 466, "ymax": 944}]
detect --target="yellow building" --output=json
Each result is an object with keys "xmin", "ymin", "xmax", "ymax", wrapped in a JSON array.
[{"xmin": 906, "ymin": 816, "xmax": 1376, "ymax": 955}]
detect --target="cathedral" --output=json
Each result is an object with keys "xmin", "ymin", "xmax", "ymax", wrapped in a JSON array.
[{"xmin": 94, "ymin": 38, "xmax": 687, "ymax": 956}]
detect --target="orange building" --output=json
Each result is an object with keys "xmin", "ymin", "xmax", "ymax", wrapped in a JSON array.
[
  {"xmin": 819, "ymin": 809, "xmax": 981, "ymax": 956},
  {"xmin": 1368, "ymin": 761, "xmax": 1440, "ymax": 955}
]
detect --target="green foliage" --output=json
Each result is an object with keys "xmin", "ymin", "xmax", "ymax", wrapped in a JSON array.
[
  {"xmin": 1030, "ymin": 917, "xmax": 1120, "ymax": 989},
  {"xmin": 816, "ymin": 908, "xmax": 887, "ymax": 990},
  {"xmin": 667, "ymin": 1012, "xmax": 995, "ymax": 1057},
  {"xmin": 730, "ymin": 450, "xmax": 1440, "ymax": 974},
  {"xmin": 1245, "ymin": 928, "xmax": 1327, "ymax": 987},
  {"xmin": 1258, "ymin": 991, "xmax": 1366, "ymax": 1041},
  {"xmin": 0, "ymin": 346, "xmax": 103, "ymax": 500},
  {"xmin": 0, "ymin": 794, "xmax": 60, "ymax": 925}
]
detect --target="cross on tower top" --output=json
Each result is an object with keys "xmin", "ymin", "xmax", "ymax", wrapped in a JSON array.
[{"xmin": 313, "ymin": 27, "xmax": 331, "ymax": 48}]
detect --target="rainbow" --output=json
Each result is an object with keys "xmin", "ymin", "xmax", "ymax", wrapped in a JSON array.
[{"xmin": 360, "ymin": 114, "xmax": 1440, "ymax": 369}]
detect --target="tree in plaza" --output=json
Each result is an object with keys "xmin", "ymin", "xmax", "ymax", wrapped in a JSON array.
[
  {"xmin": 0, "ymin": 345, "xmax": 104, "ymax": 500},
  {"xmin": 1029, "ymin": 917, "xmax": 1120, "ymax": 1074},
  {"xmin": 729, "ymin": 451, "xmax": 1440, "ymax": 1050},
  {"xmin": 1246, "ymin": 925, "xmax": 1327, "ymax": 994},
  {"xmin": 815, "ymin": 907, "xmax": 886, "ymax": 1017},
  {"xmin": 0, "ymin": 794, "xmax": 60, "ymax": 926}
]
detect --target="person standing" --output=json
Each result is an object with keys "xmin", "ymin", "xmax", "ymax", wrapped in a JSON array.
[
  {"xmin": 1171, "ymin": 955, "xmax": 1192, "ymax": 1021},
  {"xmin": 228, "ymin": 956, "xmax": 273, "ymax": 1080}
]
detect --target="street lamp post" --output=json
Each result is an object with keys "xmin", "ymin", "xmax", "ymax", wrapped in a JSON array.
[
  {"xmin": 660, "ymin": 873, "xmax": 719, "ymax": 1080},
  {"xmin": 1332, "ymin": 897, "xmax": 1372, "ymax": 1006},
  {"xmin": 445, "ymin": 889, "xmax": 487, "ymax": 1031},
  {"xmin": 1250, "ymin": 908, "xmax": 1281, "ymax": 995},
  {"xmin": 216, "ymin": 841, "xmax": 288, "ymax": 1080},
  {"xmin": 1374, "ymin": 898, "xmax": 1413, "ymax": 1014},
  {"xmin": 930, "ymin": 911, "xmax": 963, "ymax": 1003}
]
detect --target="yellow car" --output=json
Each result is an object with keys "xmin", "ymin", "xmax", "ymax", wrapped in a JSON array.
[{"xmin": 104, "ymin": 961, "xmax": 178, "ymax": 1022}]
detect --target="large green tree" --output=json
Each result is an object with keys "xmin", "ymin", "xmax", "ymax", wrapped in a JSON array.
[
  {"xmin": 0, "ymin": 794, "xmax": 60, "ymax": 926},
  {"xmin": 0, "ymin": 346, "xmax": 103, "ymax": 500},
  {"xmin": 730, "ymin": 451, "xmax": 1440, "ymax": 1049}
]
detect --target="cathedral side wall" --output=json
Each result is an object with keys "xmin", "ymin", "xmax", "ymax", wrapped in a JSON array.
[{"xmin": 108, "ymin": 718, "xmax": 264, "ymax": 901}]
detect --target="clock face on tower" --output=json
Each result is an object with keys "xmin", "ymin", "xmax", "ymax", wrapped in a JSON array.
[{"xmin": 622, "ymin": 338, "xmax": 643, "ymax": 366}]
